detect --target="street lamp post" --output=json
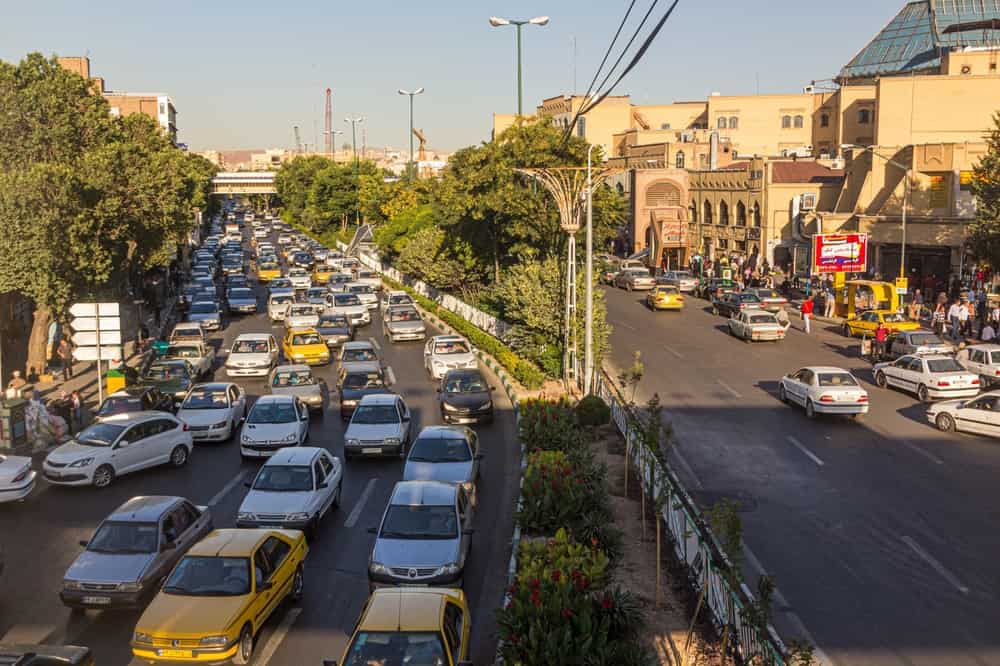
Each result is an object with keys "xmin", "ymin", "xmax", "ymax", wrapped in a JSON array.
[
  {"xmin": 488, "ymin": 15, "xmax": 550, "ymax": 116},
  {"xmin": 398, "ymin": 88, "xmax": 425, "ymax": 181},
  {"xmin": 584, "ymin": 143, "xmax": 596, "ymax": 394},
  {"xmin": 345, "ymin": 116, "xmax": 365, "ymax": 224},
  {"xmin": 323, "ymin": 128, "xmax": 343, "ymax": 160}
]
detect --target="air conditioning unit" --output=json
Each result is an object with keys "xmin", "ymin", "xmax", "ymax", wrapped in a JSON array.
[
  {"xmin": 681, "ymin": 132, "xmax": 693, "ymax": 143},
  {"xmin": 800, "ymin": 193, "xmax": 818, "ymax": 210}
]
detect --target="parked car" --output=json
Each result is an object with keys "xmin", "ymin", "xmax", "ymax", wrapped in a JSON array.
[
  {"xmin": 42, "ymin": 412, "xmax": 193, "ymax": 488},
  {"xmin": 728, "ymin": 309, "xmax": 786, "ymax": 342},
  {"xmin": 712, "ymin": 292, "xmax": 763, "ymax": 318},
  {"xmin": 424, "ymin": 335, "xmax": 478, "ymax": 380},
  {"xmin": 613, "ymin": 268, "xmax": 656, "ymax": 291},
  {"xmin": 268, "ymin": 364, "xmax": 325, "ymax": 412},
  {"xmin": 316, "ymin": 314, "xmax": 354, "ymax": 349},
  {"xmin": 161, "ymin": 341, "xmax": 215, "ymax": 380},
  {"xmin": 890, "ymin": 330, "xmax": 955, "ymax": 358},
  {"xmin": 61, "ymin": 496, "xmax": 212, "ymax": 610},
  {"xmin": 326, "ymin": 292, "xmax": 371, "ymax": 327},
  {"xmin": 779, "ymin": 366, "xmax": 869, "ymax": 419},
  {"xmin": 226, "ymin": 333, "xmax": 279, "ymax": 377},
  {"xmin": 927, "ymin": 391, "xmax": 1000, "ymax": 435},
  {"xmin": 175, "ymin": 383, "xmax": 247, "ymax": 443},
  {"xmin": 96, "ymin": 386, "xmax": 174, "ymax": 420},
  {"xmin": 186, "ymin": 301, "xmax": 222, "ymax": 331},
  {"xmin": 438, "ymin": 369, "xmax": 494, "ymax": 424},
  {"xmin": 874, "ymin": 354, "xmax": 981, "ymax": 402},
  {"xmin": 742, "ymin": 288, "xmax": 788, "ymax": 313},
  {"xmin": 138, "ymin": 360, "xmax": 197, "ymax": 403},
  {"xmin": 337, "ymin": 362, "xmax": 391, "ymax": 419},
  {"xmin": 343, "ymin": 394, "xmax": 411, "ymax": 460},
  {"xmin": 956, "ymin": 344, "xmax": 1000, "ymax": 387},
  {"xmin": 226, "ymin": 287, "xmax": 258, "ymax": 314},
  {"xmin": 383, "ymin": 305, "xmax": 427, "ymax": 342},
  {"xmin": 282, "ymin": 328, "xmax": 330, "ymax": 366},
  {"xmin": 0, "ymin": 453, "xmax": 36, "ymax": 503},
  {"xmin": 656, "ymin": 269, "xmax": 698, "ymax": 293},
  {"xmin": 367, "ymin": 481, "xmax": 474, "ymax": 591},
  {"xmin": 239, "ymin": 395, "xmax": 310, "ymax": 459},
  {"xmin": 843, "ymin": 310, "xmax": 921, "ymax": 338},
  {"xmin": 403, "ymin": 426, "xmax": 481, "ymax": 499},
  {"xmin": 130, "ymin": 529, "xmax": 308, "ymax": 665},
  {"xmin": 237, "ymin": 447, "xmax": 343, "ymax": 537}
]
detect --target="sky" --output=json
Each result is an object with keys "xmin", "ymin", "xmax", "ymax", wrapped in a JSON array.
[{"xmin": 0, "ymin": 0, "xmax": 902, "ymax": 153}]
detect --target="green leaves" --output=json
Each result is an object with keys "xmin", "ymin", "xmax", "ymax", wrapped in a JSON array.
[{"xmin": 970, "ymin": 112, "xmax": 1000, "ymax": 270}]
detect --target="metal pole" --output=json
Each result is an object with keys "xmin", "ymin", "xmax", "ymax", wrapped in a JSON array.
[
  {"xmin": 96, "ymin": 310, "xmax": 103, "ymax": 406},
  {"xmin": 900, "ymin": 167, "xmax": 909, "ymax": 279},
  {"xmin": 516, "ymin": 23, "xmax": 523, "ymax": 116},
  {"xmin": 584, "ymin": 144, "xmax": 595, "ymax": 394},
  {"xmin": 408, "ymin": 94, "xmax": 415, "ymax": 181}
]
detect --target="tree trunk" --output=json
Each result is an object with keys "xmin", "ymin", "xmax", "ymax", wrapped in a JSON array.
[{"xmin": 26, "ymin": 307, "xmax": 52, "ymax": 380}]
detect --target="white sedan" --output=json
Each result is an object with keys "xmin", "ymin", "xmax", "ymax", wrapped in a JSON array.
[
  {"xmin": 284, "ymin": 303, "xmax": 320, "ymax": 329},
  {"xmin": 287, "ymin": 268, "xmax": 312, "ymax": 290},
  {"xmin": 424, "ymin": 335, "xmax": 478, "ymax": 379},
  {"xmin": 779, "ymin": 366, "xmax": 868, "ymax": 418},
  {"xmin": 175, "ymin": 382, "xmax": 247, "ymax": 443},
  {"xmin": 728, "ymin": 309, "xmax": 786, "ymax": 342},
  {"xmin": 874, "ymin": 354, "xmax": 981, "ymax": 402},
  {"xmin": 239, "ymin": 395, "xmax": 310, "ymax": 459},
  {"xmin": 0, "ymin": 454, "xmax": 36, "ymax": 502},
  {"xmin": 927, "ymin": 392, "xmax": 1000, "ymax": 436}
]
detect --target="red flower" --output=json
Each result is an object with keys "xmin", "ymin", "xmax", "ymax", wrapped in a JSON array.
[
  {"xmin": 561, "ymin": 607, "xmax": 574, "ymax": 619},
  {"xmin": 591, "ymin": 537, "xmax": 600, "ymax": 547},
  {"xmin": 531, "ymin": 578, "xmax": 540, "ymax": 589},
  {"xmin": 602, "ymin": 595, "xmax": 614, "ymax": 611},
  {"xmin": 550, "ymin": 478, "xmax": 559, "ymax": 489},
  {"xmin": 551, "ymin": 569, "xmax": 562, "ymax": 582}
]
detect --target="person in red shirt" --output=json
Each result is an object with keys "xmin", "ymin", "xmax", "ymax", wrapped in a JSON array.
[
  {"xmin": 800, "ymin": 296, "xmax": 814, "ymax": 334},
  {"xmin": 874, "ymin": 321, "xmax": 889, "ymax": 362}
]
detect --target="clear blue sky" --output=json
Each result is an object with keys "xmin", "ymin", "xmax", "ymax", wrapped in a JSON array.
[{"xmin": 0, "ymin": 0, "xmax": 901, "ymax": 152}]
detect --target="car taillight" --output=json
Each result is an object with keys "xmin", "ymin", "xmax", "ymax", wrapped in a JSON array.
[
  {"xmin": 11, "ymin": 467, "xmax": 28, "ymax": 483},
  {"xmin": 739, "ymin": 303, "xmax": 747, "ymax": 309},
  {"xmin": 972, "ymin": 378, "xmax": 981, "ymax": 385},
  {"xmin": 819, "ymin": 395, "xmax": 835, "ymax": 403},
  {"xmin": 857, "ymin": 395, "xmax": 868, "ymax": 403},
  {"xmin": 937, "ymin": 381, "xmax": 950, "ymax": 387}
]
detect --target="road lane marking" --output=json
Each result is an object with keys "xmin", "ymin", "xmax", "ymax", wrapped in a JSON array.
[
  {"xmin": 208, "ymin": 470, "xmax": 247, "ymax": 506},
  {"xmin": 716, "ymin": 380, "xmax": 742, "ymax": 398},
  {"xmin": 900, "ymin": 439, "xmax": 944, "ymax": 466},
  {"xmin": 663, "ymin": 344, "xmax": 684, "ymax": 359},
  {"xmin": 786, "ymin": 436, "xmax": 825, "ymax": 467},
  {"xmin": 255, "ymin": 607, "xmax": 302, "ymax": 666},
  {"xmin": 901, "ymin": 536, "xmax": 969, "ymax": 594},
  {"xmin": 385, "ymin": 365, "xmax": 396, "ymax": 387},
  {"xmin": 345, "ymin": 478, "xmax": 377, "ymax": 528},
  {"xmin": 368, "ymin": 336, "xmax": 381, "ymax": 352}
]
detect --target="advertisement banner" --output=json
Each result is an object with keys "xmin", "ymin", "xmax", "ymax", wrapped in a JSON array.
[{"xmin": 813, "ymin": 233, "xmax": 867, "ymax": 274}]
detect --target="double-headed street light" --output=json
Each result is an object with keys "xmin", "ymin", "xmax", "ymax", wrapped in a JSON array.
[
  {"xmin": 489, "ymin": 15, "xmax": 550, "ymax": 116},
  {"xmin": 346, "ymin": 116, "xmax": 365, "ymax": 224},
  {"xmin": 398, "ymin": 87, "xmax": 424, "ymax": 181}
]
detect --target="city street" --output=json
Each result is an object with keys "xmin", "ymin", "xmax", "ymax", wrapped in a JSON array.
[
  {"xmin": 604, "ymin": 286, "xmax": 1000, "ymax": 666},
  {"xmin": 0, "ymin": 231, "xmax": 520, "ymax": 666}
]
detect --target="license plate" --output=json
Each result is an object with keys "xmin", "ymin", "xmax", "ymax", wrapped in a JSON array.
[
  {"xmin": 159, "ymin": 649, "xmax": 193, "ymax": 658},
  {"xmin": 362, "ymin": 447, "xmax": 381, "ymax": 454},
  {"xmin": 82, "ymin": 596, "xmax": 111, "ymax": 605}
]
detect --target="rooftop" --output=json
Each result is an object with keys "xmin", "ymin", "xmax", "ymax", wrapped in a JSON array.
[{"xmin": 771, "ymin": 161, "xmax": 845, "ymax": 184}]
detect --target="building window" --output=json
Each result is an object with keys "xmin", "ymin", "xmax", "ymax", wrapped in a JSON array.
[
  {"xmin": 793, "ymin": 115, "xmax": 804, "ymax": 128},
  {"xmin": 703, "ymin": 200, "xmax": 713, "ymax": 225},
  {"xmin": 752, "ymin": 202, "xmax": 761, "ymax": 227},
  {"xmin": 675, "ymin": 151, "xmax": 685, "ymax": 169},
  {"xmin": 717, "ymin": 117, "xmax": 727, "ymax": 129},
  {"xmin": 781, "ymin": 115, "xmax": 791, "ymax": 129},
  {"xmin": 159, "ymin": 102, "xmax": 166, "ymax": 115},
  {"xmin": 645, "ymin": 182, "xmax": 682, "ymax": 207},
  {"xmin": 736, "ymin": 201, "xmax": 747, "ymax": 226},
  {"xmin": 661, "ymin": 122, "xmax": 671, "ymax": 130},
  {"xmin": 689, "ymin": 202, "xmax": 698, "ymax": 223},
  {"xmin": 719, "ymin": 201, "xmax": 730, "ymax": 225},
  {"xmin": 729, "ymin": 116, "xmax": 738, "ymax": 129},
  {"xmin": 717, "ymin": 238, "xmax": 729, "ymax": 250},
  {"xmin": 858, "ymin": 109, "xmax": 871, "ymax": 124},
  {"xmin": 820, "ymin": 113, "xmax": 830, "ymax": 128},
  {"xmin": 735, "ymin": 240, "xmax": 747, "ymax": 253}
]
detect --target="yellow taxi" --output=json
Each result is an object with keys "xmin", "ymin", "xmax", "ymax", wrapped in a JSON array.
[
  {"xmin": 131, "ymin": 529, "xmax": 308, "ymax": 665},
  {"xmin": 256, "ymin": 260, "xmax": 281, "ymax": 283},
  {"xmin": 282, "ymin": 328, "xmax": 330, "ymax": 365},
  {"xmin": 334, "ymin": 588, "xmax": 471, "ymax": 666},
  {"xmin": 645, "ymin": 285, "xmax": 684, "ymax": 311},
  {"xmin": 842, "ymin": 309, "xmax": 921, "ymax": 338},
  {"xmin": 312, "ymin": 266, "xmax": 335, "ymax": 285}
]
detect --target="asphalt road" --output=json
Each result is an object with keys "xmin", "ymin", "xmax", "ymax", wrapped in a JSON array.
[
  {"xmin": 604, "ymin": 286, "xmax": 1000, "ymax": 666},
  {"xmin": 0, "ymin": 225, "xmax": 519, "ymax": 666}
]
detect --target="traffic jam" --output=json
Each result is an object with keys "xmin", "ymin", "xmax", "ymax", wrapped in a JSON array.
[{"xmin": 3, "ymin": 203, "xmax": 489, "ymax": 665}]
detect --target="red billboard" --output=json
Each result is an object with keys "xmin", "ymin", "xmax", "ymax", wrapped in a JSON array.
[{"xmin": 812, "ymin": 233, "xmax": 867, "ymax": 274}]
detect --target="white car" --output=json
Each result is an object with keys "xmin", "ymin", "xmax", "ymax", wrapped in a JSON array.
[
  {"xmin": 175, "ymin": 382, "xmax": 247, "ymax": 442},
  {"xmin": 267, "ymin": 293, "xmax": 295, "ymax": 322},
  {"xmin": 354, "ymin": 270, "xmax": 382, "ymax": 292},
  {"xmin": 955, "ymin": 344, "xmax": 1000, "ymax": 388},
  {"xmin": 343, "ymin": 393, "xmax": 411, "ymax": 460},
  {"xmin": 874, "ymin": 354, "xmax": 981, "ymax": 402},
  {"xmin": 169, "ymin": 322, "xmax": 208, "ymax": 346},
  {"xmin": 253, "ymin": 227, "xmax": 268, "ymax": 239},
  {"xmin": 284, "ymin": 303, "xmax": 320, "ymax": 329},
  {"xmin": 277, "ymin": 234, "xmax": 292, "ymax": 245},
  {"xmin": 327, "ymin": 292, "xmax": 371, "ymax": 327},
  {"xmin": 226, "ymin": 333, "xmax": 279, "ymax": 377},
  {"xmin": 424, "ymin": 335, "xmax": 478, "ymax": 379},
  {"xmin": 236, "ymin": 447, "xmax": 343, "ymax": 537},
  {"xmin": 728, "ymin": 309, "xmax": 786, "ymax": 342},
  {"xmin": 927, "ymin": 392, "xmax": 1000, "ymax": 436},
  {"xmin": 0, "ymin": 454, "xmax": 36, "ymax": 503},
  {"xmin": 268, "ymin": 278, "xmax": 295, "ymax": 298},
  {"xmin": 42, "ymin": 412, "xmax": 192, "ymax": 488},
  {"xmin": 345, "ymin": 283, "xmax": 378, "ymax": 309},
  {"xmin": 239, "ymin": 395, "xmax": 310, "ymax": 459},
  {"xmin": 288, "ymin": 268, "xmax": 312, "ymax": 290},
  {"xmin": 779, "ymin": 366, "xmax": 869, "ymax": 418},
  {"xmin": 380, "ymin": 290, "xmax": 415, "ymax": 314}
]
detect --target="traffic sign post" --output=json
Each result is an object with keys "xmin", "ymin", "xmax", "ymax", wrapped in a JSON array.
[{"xmin": 69, "ymin": 303, "xmax": 122, "ymax": 406}]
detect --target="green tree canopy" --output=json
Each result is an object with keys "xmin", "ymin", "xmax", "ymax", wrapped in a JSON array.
[{"xmin": 970, "ymin": 113, "xmax": 1000, "ymax": 270}]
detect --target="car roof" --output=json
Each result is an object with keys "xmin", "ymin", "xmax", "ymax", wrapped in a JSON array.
[
  {"xmin": 431, "ymin": 335, "xmax": 466, "ymax": 343},
  {"xmin": 108, "ymin": 386, "xmax": 157, "ymax": 397},
  {"xmin": 415, "ymin": 425, "xmax": 472, "ymax": 440},
  {"xmin": 286, "ymin": 327, "xmax": 320, "ymax": 335},
  {"xmin": 187, "ymin": 529, "xmax": 291, "ymax": 557},
  {"xmin": 235, "ymin": 333, "xmax": 272, "ymax": 341},
  {"xmin": 799, "ymin": 366, "xmax": 853, "ymax": 374},
  {"xmin": 358, "ymin": 393, "xmax": 398, "ymax": 406},
  {"xmin": 273, "ymin": 364, "xmax": 312, "ymax": 373},
  {"xmin": 189, "ymin": 383, "xmax": 232, "ymax": 392},
  {"xmin": 914, "ymin": 354, "xmax": 957, "ymax": 361},
  {"xmin": 253, "ymin": 394, "xmax": 296, "ymax": 405},
  {"xmin": 966, "ymin": 344, "xmax": 1000, "ymax": 351},
  {"xmin": 343, "ymin": 361, "xmax": 382, "ymax": 373},
  {"xmin": 360, "ymin": 588, "xmax": 466, "ymax": 633},
  {"xmin": 95, "ymin": 411, "xmax": 176, "ymax": 424},
  {"xmin": 742, "ymin": 307, "xmax": 773, "ymax": 315},
  {"xmin": 106, "ymin": 495, "xmax": 184, "ymax": 522},
  {"xmin": 389, "ymin": 480, "xmax": 457, "ymax": 506},
  {"xmin": 264, "ymin": 446, "xmax": 325, "ymax": 466},
  {"xmin": 901, "ymin": 329, "xmax": 937, "ymax": 335},
  {"xmin": 442, "ymin": 368, "xmax": 484, "ymax": 379},
  {"xmin": 174, "ymin": 322, "xmax": 202, "ymax": 329},
  {"xmin": 150, "ymin": 359, "xmax": 188, "ymax": 367},
  {"xmin": 343, "ymin": 341, "xmax": 375, "ymax": 349}
]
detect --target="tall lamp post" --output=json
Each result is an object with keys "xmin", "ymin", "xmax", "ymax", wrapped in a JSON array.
[
  {"xmin": 584, "ymin": 143, "xmax": 596, "ymax": 394},
  {"xmin": 346, "ymin": 116, "xmax": 365, "ymax": 224},
  {"xmin": 488, "ymin": 15, "xmax": 549, "ymax": 116},
  {"xmin": 398, "ymin": 87, "xmax": 424, "ymax": 181},
  {"xmin": 323, "ymin": 128, "xmax": 343, "ymax": 160}
]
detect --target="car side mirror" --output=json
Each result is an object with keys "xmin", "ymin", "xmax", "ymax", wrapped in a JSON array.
[
  {"xmin": 161, "ymin": 541, "xmax": 176, "ymax": 551},
  {"xmin": 367, "ymin": 527, "xmax": 378, "ymax": 534},
  {"xmin": 462, "ymin": 528, "xmax": 475, "ymax": 536},
  {"xmin": 475, "ymin": 453, "xmax": 485, "ymax": 460},
  {"xmin": 79, "ymin": 540, "xmax": 89, "ymax": 548},
  {"xmin": 318, "ymin": 482, "xmax": 328, "ymax": 489}
]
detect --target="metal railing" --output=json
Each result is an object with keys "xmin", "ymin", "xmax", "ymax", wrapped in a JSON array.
[{"xmin": 593, "ymin": 368, "xmax": 789, "ymax": 665}]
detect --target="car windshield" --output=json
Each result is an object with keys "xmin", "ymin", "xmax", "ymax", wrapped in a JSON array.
[
  {"xmin": 344, "ymin": 632, "xmax": 447, "ymax": 666},
  {"xmin": 755, "ymin": 290, "xmax": 782, "ymax": 299},
  {"xmin": 163, "ymin": 556, "xmax": 250, "ymax": 597},
  {"xmin": 270, "ymin": 295, "xmax": 294, "ymax": 306},
  {"xmin": 166, "ymin": 345, "xmax": 200, "ymax": 359},
  {"xmin": 335, "ymin": 294, "xmax": 362, "ymax": 306},
  {"xmin": 408, "ymin": 436, "xmax": 472, "ymax": 463},
  {"xmin": 247, "ymin": 401, "xmax": 297, "ymax": 424},
  {"xmin": 272, "ymin": 370, "xmax": 315, "ymax": 387},
  {"xmin": 674, "ymin": 271, "xmax": 692, "ymax": 279},
  {"xmin": 910, "ymin": 334, "xmax": 943, "ymax": 346},
  {"xmin": 97, "ymin": 396, "xmax": 144, "ymax": 416},
  {"xmin": 289, "ymin": 306, "xmax": 315, "ymax": 316},
  {"xmin": 183, "ymin": 388, "xmax": 229, "ymax": 409},
  {"xmin": 389, "ymin": 295, "xmax": 412, "ymax": 306},
  {"xmin": 233, "ymin": 340, "xmax": 269, "ymax": 354},
  {"xmin": 343, "ymin": 372, "xmax": 384, "ymax": 390},
  {"xmin": 748, "ymin": 314, "xmax": 777, "ymax": 324},
  {"xmin": 88, "ymin": 521, "xmax": 159, "ymax": 554},
  {"xmin": 343, "ymin": 348, "xmax": 377, "ymax": 362},
  {"xmin": 927, "ymin": 358, "xmax": 964, "ymax": 373},
  {"xmin": 144, "ymin": 363, "xmax": 188, "ymax": 379},
  {"xmin": 259, "ymin": 262, "xmax": 278, "ymax": 270},
  {"xmin": 389, "ymin": 309, "xmax": 420, "ymax": 322},
  {"xmin": 190, "ymin": 303, "xmax": 217, "ymax": 314},
  {"xmin": 351, "ymin": 404, "xmax": 399, "ymax": 424},
  {"xmin": 307, "ymin": 289, "xmax": 326, "ymax": 300},
  {"xmin": 318, "ymin": 316, "xmax": 349, "ymax": 329},
  {"xmin": 445, "ymin": 373, "xmax": 487, "ymax": 393},
  {"xmin": 883, "ymin": 313, "xmax": 907, "ymax": 323},
  {"xmin": 739, "ymin": 294, "xmax": 762, "ymax": 303},
  {"xmin": 434, "ymin": 340, "xmax": 470, "ymax": 355},
  {"xmin": 271, "ymin": 279, "xmax": 292, "ymax": 288},
  {"xmin": 348, "ymin": 285, "xmax": 372, "ymax": 294},
  {"xmin": 655, "ymin": 287, "xmax": 679, "ymax": 295},
  {"xmin": 627, "ymin": 270, "xmax": 649, "ymax": 277},
  {"xmin": 289, "ymin": 269, "xmax": 308, "ymax": 277},
  {"xmin": 991, "ymin": 351, "xmax": 1000, "ymax": 365},
  {"xmin": 228, "ymin": 289, "xmax": 254, "ymax": 299},
  {"xmin": 291, "ymin": 332, "xmax": 323, "ymax": 345},
  {"xmin": 358, "ymin": 271, "xmax": 376, "ymax": 279},
  {"xmin": 817, "ymin": 373, "xmax": 858, "ymax": 387},
  {"xmin": 76, "ymin": 422, "xmax": 126, "ymax": 447},
  {"xmin": 253, "ymin": 465, "xmax": 313, "ymax": 492},
  {"xmin": 172, "ymin": 327, "xmax": 201, "ymax": 340},
  {"xmin": 380, "ymin": 505, "xmax": 458, "ymax": 540}
]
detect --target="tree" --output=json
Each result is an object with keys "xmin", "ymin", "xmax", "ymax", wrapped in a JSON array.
[
  {"xmin": 396, "ymin": 226, "xmax": 485, "ymax": 291},
  {"xmin": 970, "ymin": 113, "xmax": 1000, "ymax": 270},
  {"xmin": 373, "ymin": 204, "xmax": 436, "ymax": 259}
]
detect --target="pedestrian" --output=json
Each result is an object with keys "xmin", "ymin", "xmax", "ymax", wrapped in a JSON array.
[
  {"xmin": 824, "ymin": 285, "xmax": 836, "ymax": 318},
  {"xmin": 948, "ymin": 299, "xmax": 964, "ymax": 341},
  {"xmin": 963, "ymin": 298, "xmax": 975, "ymax": 337},
  {"xmin": 874, "ymin": 320, "xmax": 890, "ymax": 362},
  {"xmin": 910, "ymin": 289, "xmax": 923, "ymax": 321},
  {"xmin": 57, "ymin": 338, "xmax": 73, "ymax": 380},
  {"xmin": 933, "ymin": 301, "xmax": 946, "ymax": 336},
  {"xmin": 70, "ymin": 389, "xmax": 82, "ymax": 431},
  {"xmin": 776, "ymin": 306, "xmax": 791, "ymax": 331},
  {"xmin": 982, "ymin": 321, "xmax": 997, "ymax": 342},
  {"xmin": 801, "ymin": 296, "xmax": 814, "ymax": 334}
]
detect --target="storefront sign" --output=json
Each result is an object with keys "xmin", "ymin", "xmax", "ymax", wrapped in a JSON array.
[
  {"xmin": 929, "ymin": 175, "xmax": 948, "ymax": 208},
  {"xmin": 812, "ymin": 233, "xmax": 867, "ymax": 274},
  {"xmin": 895, "ymin": 277, "xmax": 908, "ymax": 295}
]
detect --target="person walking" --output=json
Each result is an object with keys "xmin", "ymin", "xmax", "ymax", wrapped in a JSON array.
[
  {"xmin": 933, "ymin": 301, "xmax": 947, "ymax": 336},
  {"xmin": 56, "ymin": 338, "xmax": 73, "ymax": 381},
  {"xmin": 874, "ymin": 320, "xmax": 890, "ymax": 362},
  {"xmin": 776, "ymin": 305, "xmax": 791, "ymax": 331},
  {"xmin": 948, "ymin": 299, "xmax": 964, "ymax": 341},
  {"xmin": 910, "ymin": 289, "xmax": 923, "ymax": 321},
  {"xmin": 982, "ymin": 321, "xmax": 997, "ymax": 342},
  {"xmin": 824, "ymin": 285, "xmax": 836, "ymax": 318},
  {"xmin": 801, "ymin": 296, "xmax": 814, "ymax": 334},
  {"xmin": 962, "ymin": 298, "xmax": 975, "ymax": 337},
  {"xmin": 70, "ymin": 389, "xmax": 82, "ymax": 432}
]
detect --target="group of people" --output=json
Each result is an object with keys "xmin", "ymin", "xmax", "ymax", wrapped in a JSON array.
[{"xmin": 931, "ymin": 290, "xmax": 1000, "ymax": 342}]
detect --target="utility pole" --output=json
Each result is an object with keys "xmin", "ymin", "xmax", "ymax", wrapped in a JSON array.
[
  {"xmin": 398, "ymin": 88, "xmax": 425, "ymax": 181},
  {"xmin": 584, "ymin": 143, "xmax": 596, "ymax": 394},
  {"xmin": 489, "ymin": 16, "xmax": 550, "ymax": 116},
  {"xmin": 345, "ymin": 115, "xmax": 365, "ymax": 224}
]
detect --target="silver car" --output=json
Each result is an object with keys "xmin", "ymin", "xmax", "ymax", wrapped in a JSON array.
[
  {"xmin": 187, "ymin": 301, "xmax": 221, "ymax": 331},
  {"xmin": 728, "ymin": 308, "xmax": 787, "ymax": 342},
  {"xmin": 343, "ymin": 393, "xmax": 411, "ymax": 460},
  {"xmin": 614, "ymin": 268, "xmax": 656, "ymax": 291},
  {"xmin": 60, "ymin": 496, "xmax": 212, "ymax": 610},
  {"xmin": 367, "ymin": 480, "xmax": 474, "ymax": 591},
  {"xmin": 403, "ymin": 426, "xmax": 482, "ymax": 501},
  {"xmin": 890, "ymin": 330, "xmax": 956, "ymax": 358},
  {"xmin": 656, "ymin": 270, "xmax": 698, "ymax": 293},
  {"xmin": 383, "ymin": 305, "xmax": 427, "ymax": 343},
  {"xmin": 268, "ymin": 364, "xmax": 325, "ymax": 412}
]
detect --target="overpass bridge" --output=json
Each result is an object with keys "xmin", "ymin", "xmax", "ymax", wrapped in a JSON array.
[{"xmin": 211, "ymin": 171, "xmax": 276, "ymax": 195}]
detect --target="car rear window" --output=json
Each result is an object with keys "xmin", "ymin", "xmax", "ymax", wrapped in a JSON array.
[{"xmin": 817, "ymin": 373, "xmax": 858, "ymax": 387}]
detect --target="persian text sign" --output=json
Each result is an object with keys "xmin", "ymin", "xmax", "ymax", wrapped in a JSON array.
[{"xmin": 813, "ymin": 233, "xmax": 867, "ymax": 274}]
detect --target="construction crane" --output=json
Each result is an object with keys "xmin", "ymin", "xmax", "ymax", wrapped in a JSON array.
[
  {"xmin": 412, "ymin": 128, "xmax": 428, "ymax": 162},
  {"xmin": 293, "ymin": 125, "xmax": 302, "ymax": 154}
]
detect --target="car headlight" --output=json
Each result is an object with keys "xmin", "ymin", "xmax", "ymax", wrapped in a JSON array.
[
  {"xmin": 384, "ymin": 437, "xmax": 401, "ymax": 446},
  {"xmin": 63, "ymin": 580, "xmax": 83, "ymax": 591},
  {"xmin": 118, "ymin": 582, "xmax": 142, "ymax": 593},
  {"xmin": 435, "ymin": 563, "xmax": 461, "ymax": 576},
  {"xmin": 479, "ymin": 401, "xmax": 493, "ymax": 410},
  {"xmin": 241, "ymin": 433, "xmax": 253, "ymax": 444},
  {"xmin": 199, "ymin": 635, "xmax": 229, "ymax": 647},
  {"xmin": 293, "ymin": 353, "xmax": 306, "ymax": 360},
  {"xmin": 342, "ymin": 399, "xmax": 357, "ymax": 407},
  {"xmin": 345, "ymin": 438, "xmax": 360, "ymax": 447},
  {"xmin": 237, "ymin": 511, "xmax": 256, "ymax": 521},
  {"xmin": 282, "ymin": 432, "xmax": 297, "ymax": 442},
  {"xmin": 68, "ymin": 457, "xmax": 94, "ymax": 468},
  {"xmin": 442, "ymin": 401, "xmax": 458, "ymax": 412},
  {"xmin": 432, "ymin": 359, "xmax": 445, "ymax": 366},
  {"xmin": 133, "ymin": 631, "xmax": 153, "ymax": 645},
  {"xmin": 211, "ymin": 420, "xmax": 228, "ymax": 430},
  {"xmin": 369, "ymin": 562, "xmax": 389, "ymax": 575},
  {"xmin": 286, "ymin": 512, "xmax": 310, "ymax": 521}
]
